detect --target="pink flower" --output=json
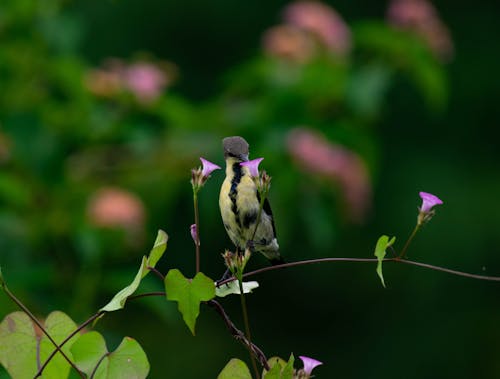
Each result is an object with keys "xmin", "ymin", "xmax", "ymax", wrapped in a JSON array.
[
  {"xmin": 200, "ymin": 157, "xmax": 221, "ymax": 178},
  {"xmin": 240, "ymin": 158, "xmax": 264, "ymax": 178},
  {"xmin": 287, "ymin": 128, "xmax": 371, "ymax": 222},
  {"xmin": 283, "ymin": 1, "xmax": 351, "ymax": 55},
  {"xmin": 387, "ymin": 0, "xmax": 453, "ymax": 61},
  {"xmin": 419, "ymin": 191, "xmax": 443, "ymax": 213},
  {"xmin": 123, "ymin": 62, "xmax": 169, "ymax": 103},
  {"xmin": 299, "ymin": 355, "xmax": 323, "ymax": 376}
]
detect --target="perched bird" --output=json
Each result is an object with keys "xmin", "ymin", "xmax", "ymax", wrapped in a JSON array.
[{"xmin": 219, "ymin": 136, "xmax": 284, "ymax": 265}]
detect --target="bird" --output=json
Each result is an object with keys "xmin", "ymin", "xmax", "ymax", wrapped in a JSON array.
[{"xmin": 219, "ymin": 136, "xmax": 284, "ymax": 265}]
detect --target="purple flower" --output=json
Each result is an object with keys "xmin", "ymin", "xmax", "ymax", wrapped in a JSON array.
[
  {"xmin": 200, "ymin": 157, "xmax": 221, "ymax": 178},
  {"xmin": 299, "ymin": 355, "xmax": 323, "ymax": 376},
  {"xmin": 240, "ymin": 158, "xmax": 264, "ymax": 178},
  {"xmin": 419, "ymin": 191, "xmax": 443, "ymax": 213},
  {"xmin": 190, "ymin": 224, "xmax": 199, "ymax": 246}
]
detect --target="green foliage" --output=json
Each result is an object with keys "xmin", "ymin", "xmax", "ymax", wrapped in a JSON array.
[
  {"xmin": 100, "ymin": 229, "xmax": 168, "ymax": 312},
  {"xmin": 146, "ymin": 229, "xmax": 168, "ymax": 272},
  {"xmin": 164, "ymin": 269, "xmax": 215, "ymax": 335},
  {"xmin": 70, "ymin": 332, "xmax": 149, "ymax": 379},
  {"xmin": 217, "ymin": 358, "xmax": 252, "ymax": 379},
  {"xmin": 374, "ymin": 235, "xmax": 396, "ymax": 288},
  {"xmin": 263, "ymin": 355, "xmax": 295, "ymax": 379},
  {"xmin": 0, "ymin": 311, "xmax": 79, "ymax": 379}
]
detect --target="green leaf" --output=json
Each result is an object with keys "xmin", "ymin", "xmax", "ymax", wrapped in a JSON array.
[
  {"xmin": 217, "ymin": 358, "xmax": 252, "ymax": 379},
  {"xmin": 374, "ymin": 235, "xmax": 396, "ymax": 288},
  {"xmin": 99, "ymin": 231, "xmax": 168, "ymax": 313},
  {"xmin": 0, "ymin": 267, "xmax": 4, "ymax": 288},
  {"xmin": 164, "ymin": 269, "xmax": 215, "ymax": 335},
  {"xmin": 281, "ymin": 354, "xmax": 295, "ymax": 379},
  {"xmin": 69, "ymin": 332, "xmax": 107, "ymax": 375},
  {"xmin": 71, "ymin": 333, "xmax": 149, "ymax": 379},
  {"xmin": 0, "ymin": 312, "xmax": 37, "ymax": 379},
  {"xmin": 106, "ymin": 337, "xmax": 149, "ymax": 379},
  {"xmin": 263, "ymin": 355, "xmax": 295, "ymax": 379},
  {"xmin": 0, "ymin": 311, "xmax": 80, "ymax": 379},
  {"xmin": 99, "ymin": 256, "xmax": 148, "ymax": 312},
  {"xmin": 144, "ymin": 230, "xmax": 168, "ymax": 277},
  {"xmin": 39, "ymin": 311, "xmax": 79, "ymax": 379},
  {"xmin": 215, "ymin": 280, "xmax": 259, "ymax": 297}
]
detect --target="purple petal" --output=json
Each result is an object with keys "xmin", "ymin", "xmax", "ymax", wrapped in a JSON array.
[
  {"xmin": 299, "ymin": 355, "xmax": 323, "ymax": 375},
  {"xmin": 419, "ymin": 191, "xmax": 443, "ymax": 213},
  {"xmin": 200, "ymin": 157, "xmax": 221, "ymax": 177},
  {"xmin": 240, "ymin": 157, "xmax": 264, "ymax": 178}
]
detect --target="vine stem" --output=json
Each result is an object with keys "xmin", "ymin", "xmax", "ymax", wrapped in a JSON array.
[
  {"xmin": 217, "ymin": 257, "xmax": 500, "ymax": 287},
  {"xmin": 193, "ymin": 190, "xmax": 201, "ymax": 273},
  {"xmin": 238, "ymin": 277, "xmax": 260, "ymax": 379},
  {"xmin": 399, "ymin": 224, "xmax": 421, "ymax": 258},
  {"xmin": 1, "ymin": 283, "xmax": 85, "ymax": 378}
]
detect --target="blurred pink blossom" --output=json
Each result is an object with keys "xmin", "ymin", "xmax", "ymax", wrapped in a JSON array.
[
  {"xmin": 283, "ymin": 1, "xmax": 351, "ymax": 56},
  {"xmin": 123, "ymin": 62, "xmax": 169, "ymax": 103},
  {"xmin": 287, "ymin": 128, "xmax": 371, "ymax": 222},
  {"xmin": 262, "ymin": 25, "xmax": 316, "ymax": 63},
  {"xmin": 87, "ymin": 187, "xmax": 146, "ymax": 232},
  {"xmin": 387, "ymin": 0, "xmax": 453, "ymax": 61},
  {"xmin": 85, "ymin": 59, "xmax": 174, "ymax": 103}
]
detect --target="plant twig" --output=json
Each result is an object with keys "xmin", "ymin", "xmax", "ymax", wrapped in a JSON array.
[
  {"xmin": 193, "ymin": 191, "xmax": 201, "ymax": 273},
  {"xmin": 217, "ymin": 257, "xmax": 500, "ymax": 286},
  {"xmin": 207, "ymin": 300, "xmax": 270, "ymax": 370}
]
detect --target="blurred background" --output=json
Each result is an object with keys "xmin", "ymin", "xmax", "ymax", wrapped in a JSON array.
[{"xmin": 1, "ymin": 0, "xmax": 499, "ymax": 377}]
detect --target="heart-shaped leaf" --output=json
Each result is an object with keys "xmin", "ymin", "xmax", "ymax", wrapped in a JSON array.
[
  {"xmin": 164, "ymin": 269, "xmax": 215, "ymax": 335},
  {"xmin": 0, "ymin": 311, "xmax": 80, "ymax": 379},
  {"xmin": 71, "ymin": 332, "xmax": 149, "ymax": 379}
]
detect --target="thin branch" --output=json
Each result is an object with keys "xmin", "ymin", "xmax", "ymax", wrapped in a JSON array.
[
  {"xmin": 193, "ymin": 192, "xmax": 201, "ymax": 273},
  {"xmin": 1, "ymin": 284, "xmax": 85, "ymax": 378},
  {"xmin": 147, "ymin": 266, "xmax": 165, "ymax": 281},
  {"xmin": 207, "ymin": 300, "xmax": 270, "ymax": 370},
  {"xmin": 35, "ymin": 311, "xmax": 105, "ymax": 378},
  {"xmin": 128, "ymin": 291, "xmax": 166, "ymax": 301},
  {"xmin": 397, "ymin": 259, "xmax": 500, "ymax": 281},
  {"xmin": 216, "ymin": 257, "xmax": 500, "ymax": 286}
]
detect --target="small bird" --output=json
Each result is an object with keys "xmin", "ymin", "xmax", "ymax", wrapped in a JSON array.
[{"xmin": 219, "ymin": 136, "xmax": 284, "ymax": 265}]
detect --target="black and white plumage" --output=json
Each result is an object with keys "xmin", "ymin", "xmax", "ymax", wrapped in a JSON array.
[{"xmin": 219, "ymin": 136, "xmax": 283, "ymax": 265}]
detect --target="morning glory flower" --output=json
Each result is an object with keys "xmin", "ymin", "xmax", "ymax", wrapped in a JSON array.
[
  {"xmin": 191, "ymin": 157, "xmax": 221, "ymax": 192},
  {"xmin": 417, "ymin": 191, "xmax": 443, "ymax": 225},
  {"xmin": 200, "ymin": 157, "xmax": 221, "ymax": 178},
  {"xmin": 240, "ymin": 157, "xmax": 264, "ymax": 178},
  {"xmin": 419, "ymin": 191, "xmax": 443, "ymax": 213},
  {"xmin": 299, "ymin": 355, "xmax": 323, "ymax": 377}
]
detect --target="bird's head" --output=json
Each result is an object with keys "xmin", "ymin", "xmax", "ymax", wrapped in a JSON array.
[{"xmin": 223, "ymin": 136, "xmax": 249, "ymax": 162}]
